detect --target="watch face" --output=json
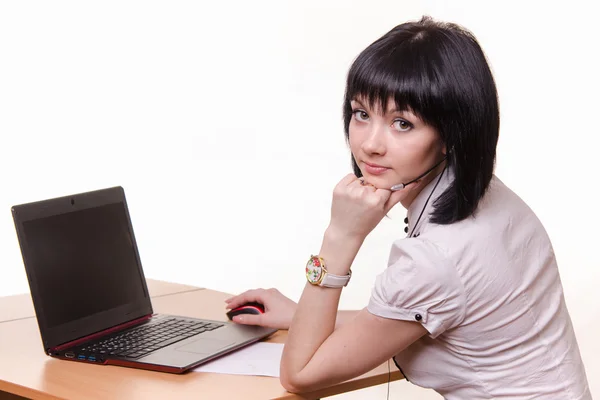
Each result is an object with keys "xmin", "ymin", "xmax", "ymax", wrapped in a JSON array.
[{"xmin": 306, "ymin": 256, "xmax": 324, "ymax": 284}]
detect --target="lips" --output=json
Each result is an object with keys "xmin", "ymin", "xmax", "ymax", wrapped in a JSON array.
[{"xmin": 362, "ymin": 161, "xmax": 390, "ymax": 176}]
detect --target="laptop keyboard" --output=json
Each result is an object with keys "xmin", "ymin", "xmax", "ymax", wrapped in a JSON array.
[{"xmin": 79, "ymin": 317, "xmax": 224, "ymax": 359}]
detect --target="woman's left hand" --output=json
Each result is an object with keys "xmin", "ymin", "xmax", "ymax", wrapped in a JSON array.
[{"xmin": 327, "ymin": 173, "xmax": 408, "ymax": 241}]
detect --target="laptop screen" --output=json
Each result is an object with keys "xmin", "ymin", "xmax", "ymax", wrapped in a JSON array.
[{"xmin": 22, "ymin": 202, "xmax": 147, "ymax": 329}]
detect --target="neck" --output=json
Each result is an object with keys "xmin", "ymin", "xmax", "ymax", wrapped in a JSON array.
[{"xmin": 400, "ymin": 160, "xmax": 448, "ymax": 210}]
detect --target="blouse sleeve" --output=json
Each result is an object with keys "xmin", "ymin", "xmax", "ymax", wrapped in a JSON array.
[{"xmin": 367, "ymin": 238, "xmax": 466, "ymax": 339}]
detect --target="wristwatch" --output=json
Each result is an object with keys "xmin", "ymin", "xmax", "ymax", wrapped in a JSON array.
[{"xmin": 305, "ymin": 255, "xmax": 352, "ymax": 288}]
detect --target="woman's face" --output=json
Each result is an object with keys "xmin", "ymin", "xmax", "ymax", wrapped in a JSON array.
[{"xmin": 348, "ymin": 96, "xmax": 446, "ymax": 205}]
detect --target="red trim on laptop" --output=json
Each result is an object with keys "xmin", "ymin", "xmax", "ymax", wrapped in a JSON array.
[
  {"xmin": 51, "ymin": 314, "xmax": 153, "ymax": 352},
  {"xmin": 106, "ymin": 358, "xmax": 185, "ymax": 374},
  {"xmin": 52, "ymin": 354, "xmax": 184, "ymax": 373}
]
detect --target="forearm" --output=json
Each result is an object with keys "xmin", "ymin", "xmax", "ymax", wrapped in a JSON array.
[
  {"xmin": 281, "ymin": 227, "xmax": 363, "ymax": 385},
  {"xmin": 335, "ymin": 309, "xmax": 361, "ymax": 330}
]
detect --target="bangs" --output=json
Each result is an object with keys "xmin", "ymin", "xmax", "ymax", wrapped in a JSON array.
[
  {"xmin": 344, "ymin": 36, "xmax": 442, "ymax": 126},
  {"xmin": 342, "ymin": 16, "xmax": 500, "ymax": 225}
]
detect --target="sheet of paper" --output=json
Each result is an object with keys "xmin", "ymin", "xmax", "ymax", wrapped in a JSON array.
[{"xmin": 193, "ymin": 342, "xmax": 284, "ymax": 377}]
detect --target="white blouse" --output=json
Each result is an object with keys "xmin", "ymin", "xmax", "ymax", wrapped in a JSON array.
[{"xmin": 367, "ymin": 167, "xmax": 592, "ymax": 399}]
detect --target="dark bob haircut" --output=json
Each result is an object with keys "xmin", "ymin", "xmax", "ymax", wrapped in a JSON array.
[{"xmin": 343, "ymin": 16, "xmax": 500, "ymax": 225}]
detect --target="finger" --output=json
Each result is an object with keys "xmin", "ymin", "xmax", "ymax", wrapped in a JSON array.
[
  {"xmin": 363, "ymin": 181, "xmax": 377, "ymax": 191},
  {"xmin": 224, "ymin": 289, "xmax": 266, "ymax": 310},
  {"xmin": 231, "ymin": 313, "xmax": 264, "ymax": 326},
  {"xmin": 334, "ymin": 174, "xmax": 363, "ymax": 196},
  {"xmin": 225, "ymin": 291, "xmax": 260, "ymax": 309},
  {"xmin": 372, "ymin": 187, "xmax": 391, "ymax": 204},
  {"xmin": 349, "ymin": 177, "xmax": 376, "ymax": 191},
  {"xmin": 339, "ymin": 173, "xmax": 359, "ymax": 187},
  {"xmin": 383, "ymin": 188, "xmax": 406, "ymax": 213}
]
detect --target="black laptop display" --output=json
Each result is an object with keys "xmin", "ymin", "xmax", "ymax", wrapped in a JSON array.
[{"xmin": 11, "ymin": 186, "xmax": 276, "ymax": 373}]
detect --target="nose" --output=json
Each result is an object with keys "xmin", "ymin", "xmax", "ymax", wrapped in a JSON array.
[{"xmin": 361, "ymin": 124, "xmax": 386, "ymax": 155}]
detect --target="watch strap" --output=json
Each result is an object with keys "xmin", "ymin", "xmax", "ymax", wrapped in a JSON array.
[{"xmin": 321, "ymin": 270, "xmax": 352, "ymax": 288}]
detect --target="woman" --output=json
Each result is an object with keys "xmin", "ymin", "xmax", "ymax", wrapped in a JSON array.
[{"xmin": 225, "ymin": 16, "xmax": 591, "ymax": 399}]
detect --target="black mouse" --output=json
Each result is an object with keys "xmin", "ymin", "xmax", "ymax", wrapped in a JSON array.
[{"xmin": 226, "ymin": 301, "xmax": 265, "ymax": 320}]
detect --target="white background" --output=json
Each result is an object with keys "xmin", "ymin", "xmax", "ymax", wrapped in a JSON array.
[{"xmin": 1, "ymin": 1, "xmax": 598, "ymax": 398}]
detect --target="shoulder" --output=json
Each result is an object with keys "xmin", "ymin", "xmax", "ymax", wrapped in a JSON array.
[
  {"xmin": 425, "ymin": 174, "xmax": 548, "ymax": 247},
  {"xmin": 368, "ymin": 237, "xmax": 467, "ymax": 338}
]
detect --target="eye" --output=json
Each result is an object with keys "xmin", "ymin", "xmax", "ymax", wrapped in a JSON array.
[
  {"xmin": 352, "ymin": 109, "xmax": 369, "ymax": 122},
  {"xmin": 393, "ymin": 119, "xmax": 413, "ymax": 132}
]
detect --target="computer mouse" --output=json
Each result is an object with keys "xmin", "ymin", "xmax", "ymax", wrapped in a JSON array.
[{"xmin": 226, "ymin": 301, "xmax": 265, "ymax": 320}]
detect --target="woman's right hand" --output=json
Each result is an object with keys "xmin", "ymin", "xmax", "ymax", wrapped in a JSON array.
[{"xmin": 224, "ymin": 288, "xmax": 298, "ymax": 330}]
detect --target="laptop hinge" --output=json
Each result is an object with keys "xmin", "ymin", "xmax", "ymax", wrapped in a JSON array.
[{"xmin": 49, "ymin": 313, "xmax": 154, "ymax": 352}]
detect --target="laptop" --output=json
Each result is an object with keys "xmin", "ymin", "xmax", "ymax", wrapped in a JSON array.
[{"xmin": 11, "ymin": 186, "xmax": 277, "ymax": 374}]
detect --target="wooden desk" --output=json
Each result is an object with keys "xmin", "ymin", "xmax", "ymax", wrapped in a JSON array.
[{"xmin": 0, "ymin": 280, "xmax": 402, "ymax": 399}]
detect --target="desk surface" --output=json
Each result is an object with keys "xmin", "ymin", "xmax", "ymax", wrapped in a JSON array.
[{"xmin": 0, "ymin": 279, "xmax": 402, "ymax": 400}]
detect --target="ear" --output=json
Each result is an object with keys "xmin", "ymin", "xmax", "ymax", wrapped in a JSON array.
[{"xmin": 442, "ymin": 143, "xmax": 455, "ymax": 156}]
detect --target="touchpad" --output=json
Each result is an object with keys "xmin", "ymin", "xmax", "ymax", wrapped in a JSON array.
[{"xmin": 175, "ymin": 338, "xmax": 235, "ymax": 355}]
